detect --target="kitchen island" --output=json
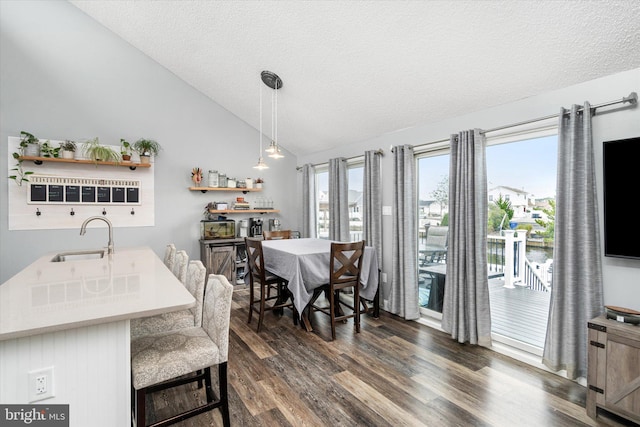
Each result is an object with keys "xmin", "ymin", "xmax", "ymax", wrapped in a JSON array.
[{"xmin": 0, "ymin": 246, "xmax": 194, "ymax": 426}]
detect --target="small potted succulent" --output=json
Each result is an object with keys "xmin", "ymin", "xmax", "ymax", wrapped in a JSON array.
[
  {"xmin": 120, "ymin": 139, "xmax": 132, "ymax": 162},
  {"xmin": 60, "ymin": 140, "xmax": 77, "ymax": 159},
  {"xmin": 255, "ymin": 177, "xmax": 264, "ymax": 189},
  {"xmin": 132, "ymin": 138, "xmax": 161, "ymax": 164}
]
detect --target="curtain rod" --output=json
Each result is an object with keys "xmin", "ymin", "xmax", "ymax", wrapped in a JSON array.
[
  {"xmin": 411, "ymin": 92, "xmax": 637, "ymax": 153},
  {"xmin": 296, "ymin": 148, "xmax": 383, "ymax": 170},
  {"xmin": 481, "ymin": 91, "xmax": 637, "ymax": 134}
]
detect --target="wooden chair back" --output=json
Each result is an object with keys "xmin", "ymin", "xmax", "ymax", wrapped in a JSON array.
[
  {"xmin": 330, "ymin": 241, "xmax": 365, "ymax": 291},
  {"xmin": 263, "ymin": 229, "xmax": 292, "ymax": 240},
  {"xmin": 244, "ymin": 238, "xmax": 267, "ymax": 284}
]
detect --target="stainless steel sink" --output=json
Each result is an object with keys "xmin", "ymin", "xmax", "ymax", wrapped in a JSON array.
[{"xmin": 51, "ymin": 249, "xmax": 106, "ymax": 262}]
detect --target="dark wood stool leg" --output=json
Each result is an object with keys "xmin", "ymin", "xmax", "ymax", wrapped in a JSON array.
[
  {"xmin": 219, "ymin": 363, "xmax": 230, "ymax": 427},
  {"xmin": 136, "ymin": 388, "xmax": 146, "ymax": 427}
]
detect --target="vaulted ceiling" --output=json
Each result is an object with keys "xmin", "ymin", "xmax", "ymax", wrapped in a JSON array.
[{"xmin": 70, "ymin": 1, "xmax": 640, "ymax": 157}]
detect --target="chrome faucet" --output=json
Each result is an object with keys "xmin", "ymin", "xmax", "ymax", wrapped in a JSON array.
[{"xmin": 80, "ymin": 216, "xmax": 114, "ymax": 254}]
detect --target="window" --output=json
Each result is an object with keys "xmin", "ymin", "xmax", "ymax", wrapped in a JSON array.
[
  {"xmin": 348, "ymin": 165, "xmax": 364, "ymax": 242},
  {"xmin": 315, "ymin": 162, "xmax": 364, "ymax": 241},
  {"xmin": 316, "ymin": 169, "xmax": 328, "ymax": 239}
]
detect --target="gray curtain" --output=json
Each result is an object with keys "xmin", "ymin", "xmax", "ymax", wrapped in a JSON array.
[
  {"xmin": 441, "ymin": 129, "xmax": 491, "ymax": 347},
  {"xmin": 329, "ymin": 157, "xmax": 349, "ymax": 241},
  {"xmin": 301, "ymin": 163, "xmax": 317, "ymax": 238},
  {"xmin": 364, "ymin": 150, "xmax": 382, "ymax": 267},
  {"xmin": 543, "ymin": 103, "xmax": 603, "ymax": 380},
  {"xmin": 389, "ymin": 145, "xmax": 419, "ymax": 320}
]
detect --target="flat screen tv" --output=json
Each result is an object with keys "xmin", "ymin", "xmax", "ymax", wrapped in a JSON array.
[{"xmin": 603, "ymin": 136, "xmax": 640, "ymax": 259}]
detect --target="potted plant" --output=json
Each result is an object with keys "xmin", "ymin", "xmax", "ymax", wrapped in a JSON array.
[
  {"xmin": 255, "ymin": 177, "xmax": 264, "ymax": 189},
  {"xmin": 20, "ymin": 131, "xmax": 40, "ymax": 157},
  {"xmin": 120, "ymin": 138, "xmax": 132, "ymax": 162},
  {"xmin": 40, "ymin": 140, "xmax": 60, "ymax": 158},
  {"xmin": 82, "ymin": 137, "xmax": 120, "ymax": 164},
  {"xmin": 132, "ymin": 138, "xmax": 161, "ymax": 164},
  {"xmin": 59, "ymin": 140, "xmax": 77, "ymax": 159}
]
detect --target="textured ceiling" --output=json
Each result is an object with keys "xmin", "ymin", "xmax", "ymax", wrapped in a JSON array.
[{"xmin": 69, "ymin": 0, "xmax": 640, "ymax": 157}]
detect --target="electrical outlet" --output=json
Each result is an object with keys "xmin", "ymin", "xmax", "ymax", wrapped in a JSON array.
[
  {"xmin": 35, "ymin": 375, "xmax": 46, "ymax": 394},
  {"xmin": 28, "ymin": 367, "xmax": 55, "ymax": 402}
]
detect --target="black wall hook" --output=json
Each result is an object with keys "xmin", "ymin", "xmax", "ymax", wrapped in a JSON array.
[
  {"xmin": 70, "ymin": 208, "xmax": 75, "ymax": 216},
  {"xmin": 36, "ymin": 208, "xmax": 41, "ymax": 216},
  {"xmin": 102, "ymin": 209, "xmax": 107, "ymax": 216},
  {"xmin": 130, "ymin": 208, "xmax": 135, "ymax": 215}
]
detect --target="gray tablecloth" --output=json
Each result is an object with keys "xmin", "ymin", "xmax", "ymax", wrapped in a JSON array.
[{"xmin": 261, "ymin": 238, "xmax": 379, "ymax": 315}]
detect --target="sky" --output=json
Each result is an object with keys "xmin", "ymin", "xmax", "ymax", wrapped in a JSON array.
[
  {"xmin": 419, "ymin": 135, "xmax": 558, "ymax": 200},
  {"xmin": 316, "ymin": 135, "xmax": 558, "ymax": 201}
]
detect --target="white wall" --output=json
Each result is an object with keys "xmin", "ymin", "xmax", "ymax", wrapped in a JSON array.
[
  {"xmin": 298, "ymin": 68, "xmax": 640, "ymax": 311},
  {"xmin": 0, "ymin": 1, "xmax": 297, "ymax": 283}
]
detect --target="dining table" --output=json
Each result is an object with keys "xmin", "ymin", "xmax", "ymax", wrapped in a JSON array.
[{"xmin": 261, "ymin": 238, "xmax": 379, "ymax": 331}]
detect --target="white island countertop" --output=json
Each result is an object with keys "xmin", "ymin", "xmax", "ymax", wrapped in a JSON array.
[{"xmin": 0, "ymin": 246, "xmax": 195, "ymax": 341}]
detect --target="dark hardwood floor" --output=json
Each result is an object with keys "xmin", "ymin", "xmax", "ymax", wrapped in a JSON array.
[{"xmin": 142, "ymin": 287, "xmax": 635, "ymax": 426}]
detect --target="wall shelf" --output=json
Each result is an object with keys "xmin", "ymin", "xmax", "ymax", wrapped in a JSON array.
[
  {"xmin": 189, "ymin": 186, "xmax": 262, "ymax": 194},
  {"xmin": 19, "ymin": 156, "xmax": 150, "ymax": 170},
  {"xmin": 206, "ymin": 209, "xmax": 279, "ymax": 214}
]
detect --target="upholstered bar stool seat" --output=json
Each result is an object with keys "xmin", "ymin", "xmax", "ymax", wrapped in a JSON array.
[
  {"xmin": 131, "ymin": 260, "xmax": 206, "ymax": 339},
  {"xmin": 131, "ymin": 274, "xmax": 233, "ymax": 427}
]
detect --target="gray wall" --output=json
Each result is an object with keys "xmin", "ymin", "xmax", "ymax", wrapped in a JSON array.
[
  {"xmin": 2, "ymin": 1, "xmax": 639, "ymax": 312},
  {"xmin": 0, "ymin": 1, "xmax": 297, "ymax": 282},
  {"xmin": 298, "ymin": 68, "xmax": 640, "ymax": 311}
]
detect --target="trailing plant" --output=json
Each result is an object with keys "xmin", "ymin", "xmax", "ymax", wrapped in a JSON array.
[
  {"xmin": 82, "ymin": 137, "xmax": 120, "ymax": 164},
  {"xmin": 19, "ymin": 130, "xmax": 40, "ymax": 156},
  {"xmin": 40, "ymin": 140, "xmax": 60, "ymax": 158},
  {"xmin": 8, "ymin": 152, "xmax": 34, "ymax": 186},
  {"xmin": 132, "ymin": 138, "xmax": 161, "ymax": 157},
  {"xmin": 8, "ymin": 131, "xmax": 38, "ymax": 186}
]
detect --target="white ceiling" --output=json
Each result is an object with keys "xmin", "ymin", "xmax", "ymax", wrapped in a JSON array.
[{"xmin": 69, "ymin": 1, "xmax": 640, "ymax": 157}]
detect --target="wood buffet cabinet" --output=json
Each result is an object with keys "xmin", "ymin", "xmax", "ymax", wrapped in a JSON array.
[
  {"xmin": 587, "ymin": 315, "xmax": 640, "ymax": 424},
  {"xmin": 200, "ymin": 238, "xmax": 247, "ymax": 285}
]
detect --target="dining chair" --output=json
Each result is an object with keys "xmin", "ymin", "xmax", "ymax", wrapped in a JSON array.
[
  {"xmin": 164, "ymin": 243, "xmax": 177, "ymax": 272},
  {"xmin": 131, "ymin": 274, "xmax": 233, "ymax": 427},
  {"xmin": 244, "ymin": 237, "xmax": 297, "ymax": 332},
  {"xmin": 131, "ymin": 260, "xmax": 207, "ymax": 339},
  {"xmin": 310, "ymin": 240, "xmax": 365, "ymax": 341},
  {"xmin": 172, "ymin": 249, "xmax": 189, "ymax": 284},
  {"xmin": 262, "ymin": 229, "xmax": 292, "ymax": 240}
]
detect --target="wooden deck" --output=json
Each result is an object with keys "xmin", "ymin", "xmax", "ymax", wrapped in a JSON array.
[
  {"xmin": 419, "ymin": 273, "xmax": 550, "ymax": 349},
  {"xmin": 488, "ymin": 278, "xmax": 550, "ymax": 349}
]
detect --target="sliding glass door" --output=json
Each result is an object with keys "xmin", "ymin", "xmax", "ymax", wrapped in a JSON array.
[{"xmin": 417, "ymin": 132, "xmax": 557, "ymax": 352}]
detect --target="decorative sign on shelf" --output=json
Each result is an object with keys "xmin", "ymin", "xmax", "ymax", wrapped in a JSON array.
[{"xmin": 27, "ymin": 176, "xmax": 141, "ymax": 205}]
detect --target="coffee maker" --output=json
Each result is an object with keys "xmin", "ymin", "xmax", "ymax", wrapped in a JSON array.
[{"xmin": 249, "ymin": 218, "xmax": 263, "ymax": 237}]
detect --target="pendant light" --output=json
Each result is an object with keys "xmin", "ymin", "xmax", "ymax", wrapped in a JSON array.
[
  {"xmin": 254, "ymin": 72, "xmax": 270, "ymax": 170},
  {"xmin": 260, "ymin": 70, "xmax": 284, "ymax": 160}
]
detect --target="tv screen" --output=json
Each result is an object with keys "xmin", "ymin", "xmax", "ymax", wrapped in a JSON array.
[{"xmin": 603, "ymin": 136, "xmax": 640, "ymax": 259}]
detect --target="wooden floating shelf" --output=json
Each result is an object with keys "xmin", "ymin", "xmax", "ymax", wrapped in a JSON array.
[
  {"xmin": 189, "ymin": 186, "xmax": 262, "ymax": 193},
  {"xmin": 20, "ymin": 156, "xmax": 151, "ymax": 169},
  {"xmin": 207, "ymin": 209, "xmax": 279, "ymax": 214}
]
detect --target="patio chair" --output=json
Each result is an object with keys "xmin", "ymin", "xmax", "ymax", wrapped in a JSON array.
[{"xmin": 420, "ymin": 225, "xmax": 448, "ymax": 265}]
